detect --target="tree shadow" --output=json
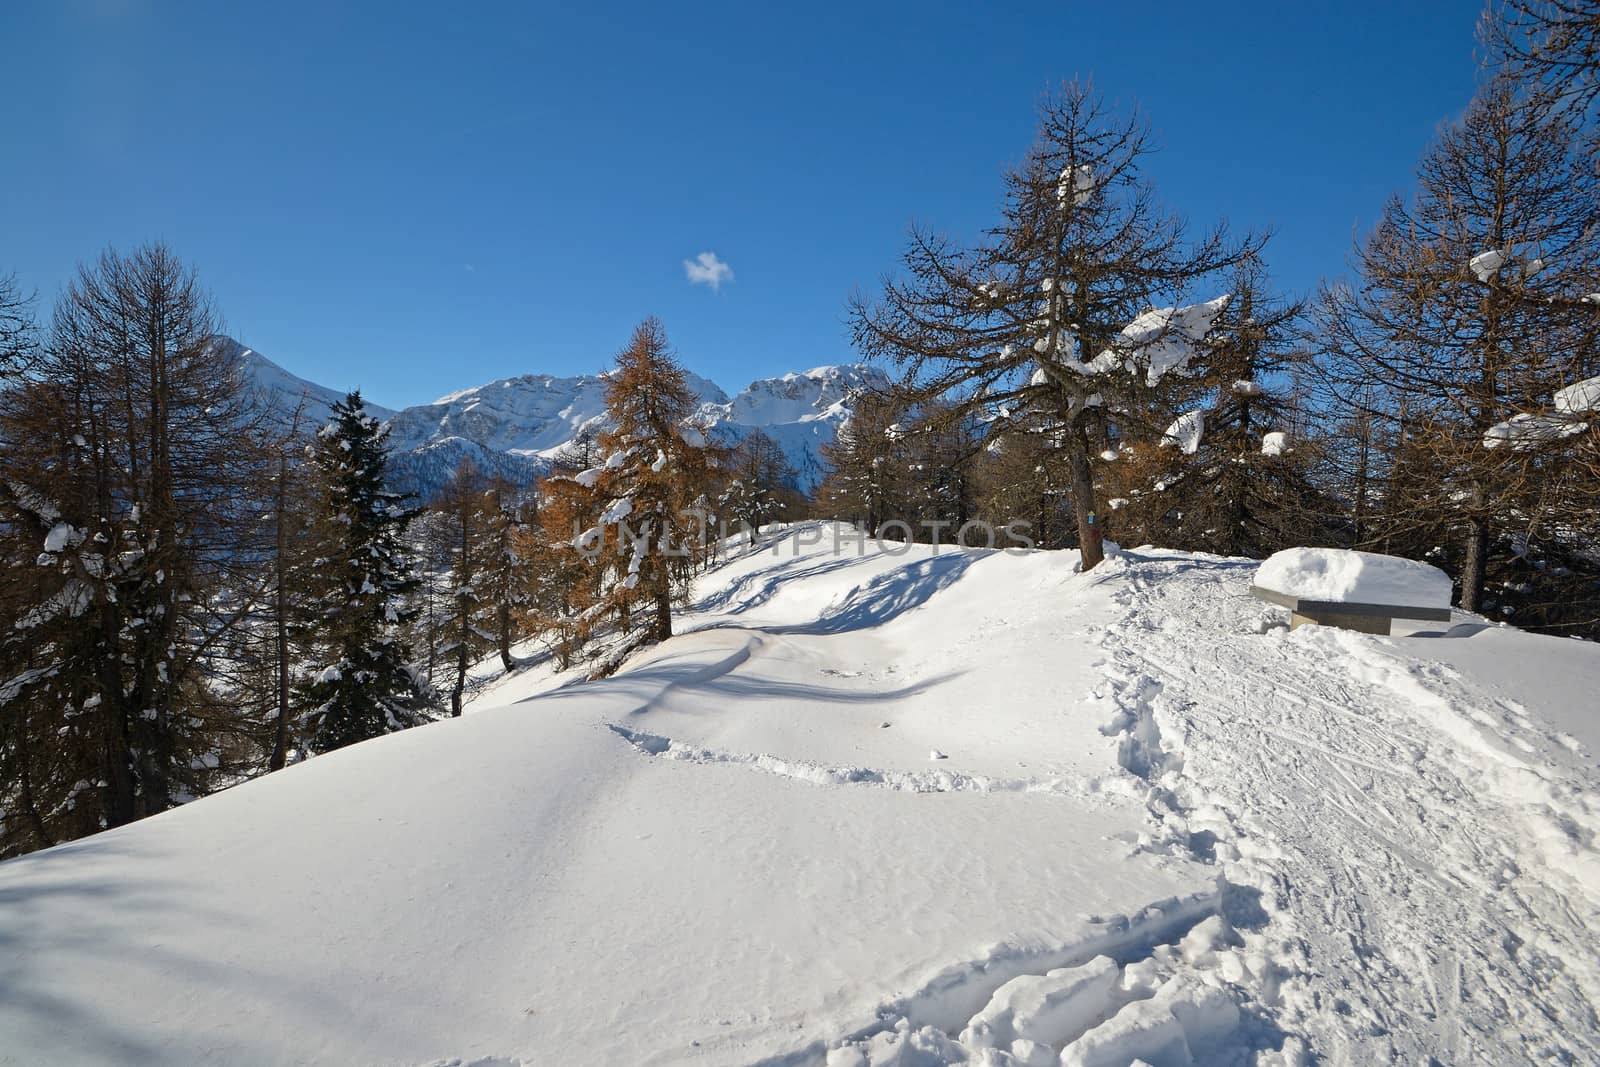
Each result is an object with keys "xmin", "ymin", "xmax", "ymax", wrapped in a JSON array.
[
  {"xmin": 0, "ymin": 830, "xmax": 442, "ymax": 1063},
  {"xmin": 691, "ymin": 550, "xmax": 880, "ymax": 617},
  {"xmin": 527, "ymin": 554, "xmax": 979, "ymax": 715},
  {"xmin": 766, "ymin": 552, "xmax": 979, "ymax": 636},
  {"xmin": 0, "ymin": 838, "xmax": 171, "ymax": 1063}
]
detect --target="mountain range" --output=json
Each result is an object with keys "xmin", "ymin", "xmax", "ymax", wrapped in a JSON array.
[{"xmin": 223, "ymin": 338, "xmax": 887, "ymax": 499}]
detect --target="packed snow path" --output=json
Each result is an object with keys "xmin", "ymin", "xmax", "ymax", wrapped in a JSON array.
[
  {"xmin": 1, "ymin": 524, "xmax": 1596, "ymax": 1065},
  {"xmin": 1084, "ymin": 551, "xmax": 1600, "ymax": 1064}
]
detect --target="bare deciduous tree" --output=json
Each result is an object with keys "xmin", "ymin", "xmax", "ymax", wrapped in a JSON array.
[
  {"xmin": 850, "ymin": 81, "xmax": 1262, "ymax": 571},
  {"xmin": 1314, "ymin": 78, "xmax": 1600, "ymax": 612}
]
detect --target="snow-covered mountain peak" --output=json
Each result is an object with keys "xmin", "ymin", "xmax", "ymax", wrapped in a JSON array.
[
  {"xmin": 226, "ymin": 335, "xmax": 883, "ymax": 497},
  {"xmin": 227, "ymin": 338, "xmax": 397, "ymax": 425},
  {"xmin": 698, "ymin": 363, "xmax": 890, "ymax": 429}
]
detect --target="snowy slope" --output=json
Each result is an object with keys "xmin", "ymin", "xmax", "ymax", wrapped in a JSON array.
[
  {"xmin": 231, "ymin": 336, "xmax": 885, "ymax": 498},
  {"xmin": 228, "ymin": 338, "xmax": 397, "ymax": 426},
  {"xmin": 3, "ymin": 527, "xmax": 1598, "ymax": 1065}
]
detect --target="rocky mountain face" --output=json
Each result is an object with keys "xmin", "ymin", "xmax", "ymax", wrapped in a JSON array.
[{"xmin": 229, "ymin": 339, "xmax": 886, "ymax": 499}]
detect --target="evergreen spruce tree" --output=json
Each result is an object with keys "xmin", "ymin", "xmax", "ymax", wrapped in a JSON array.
[{"xmin": 297, "ymin": 392, "xmax": 430, "ymax": 751}]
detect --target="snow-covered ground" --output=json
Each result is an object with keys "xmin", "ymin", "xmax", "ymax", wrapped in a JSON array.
[{"xmin": 2, "ymin": 524, "xmax": 1597, "ymax": 1065}]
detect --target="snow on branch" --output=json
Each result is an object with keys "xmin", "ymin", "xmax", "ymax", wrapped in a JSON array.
[
  {"xmin": 1482, "ymin": 375, "xmax": 1599, "ymax": 451},
  {"xmin": 1161, "ymin": 410, "xmax": 1204, "ymax": 455},
  {"xmin": 1067, "ymin": 295, "xmax": 1231, "ymax": 385}
]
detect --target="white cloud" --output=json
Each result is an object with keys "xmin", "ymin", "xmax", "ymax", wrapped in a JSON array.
[{"xmin": 684, "ymin": 251, "xmax": 734, "ymax": 292}]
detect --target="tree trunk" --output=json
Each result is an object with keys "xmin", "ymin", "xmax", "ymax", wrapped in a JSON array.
[
  {"xmin": 98, "ymin": 596, "xmax": 138, "ymax": 828},
  {"xmin": 1067, "ymin": 425, "xmax": 1103, "ymax": 571},
  {"xmin": 654, "ymin": 581, "xmax": 673, "ymax": 642},
  {"xmin": 451, "ymin": 642, "xmax": 467, "ymax": 717},
  {"xmin": 269, "ymin": 455, "xmax": 291, "ymax": 772},
  {"xmin": 1351, "ymin": 428, "xmax": 1370, "ymax": 548},
  {"xmin": 498, "ymin": 601, "xmax": 514, "ymax": 673},
  {"xmin": 16, "ymin": 710, "xmax": 54, "ymax": 850},
  {"xmin": 1459, "ymin": 506, "xmax": 1489, "ymax": 613}
]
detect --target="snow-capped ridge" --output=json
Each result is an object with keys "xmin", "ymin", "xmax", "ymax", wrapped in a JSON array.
[
  {"xmin": 225, "ymin": 337, "xmax": 397, "ymax": 426},
  {"xmin": 230, "ymin": 335, "xmax": 885, "ymax": 497}
]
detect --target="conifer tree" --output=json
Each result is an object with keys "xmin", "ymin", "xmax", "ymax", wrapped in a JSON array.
[
  {"xmin": 1109, "ymin": 257, "xmax": 1333, "ymax": 556},
  {"xmin": 721, "ymin": 429, "xmax": 800, "ymax": 532},
  {"xmin": 525, "ymin": 478, "xmax": 600, "ymax": 670},
  {"xmin": 904, "ymin": 400, "xmax": 979, "ymax": 540},
  {"xmin": 1314, "ymin": 78, "xmax": 1600, "ymax": 612},
  {"xmin": 1487, "ymin": 0, "xmax": 1600, "ymax": 124},
  {"xmin": 850, "ymin": 81, "xmax": 1261, "ymax": 571},
  {"xmin": 584, "ymin": 318, "xmax": 719, "ymax": 642},
  {"xmin": 482, "ymin": 475, "xmax": 535, "ymax": 672},
  {"xmin": 817, "ymin": 390, "xmax": 906, "ymax": 533},
  {"xmin": 0, "ymin": 245, "xmax": 269, "ymax": 846},
  {"xmin": 262, "ymin": 400, "xmax": 319, "ymax": 770},
  {"xmin": 297, "ymin": 392, "xmax": 430, "ymax": 751},
  {"xmin": 0, "ymin": 272, "xmax": 34, "ymax": 379},
  {"xmin": 430, "ymin": 461, "xmax": 499, "ymax": 716},
  {"xmin": 968, "ymin": 426, "xmax": 1076, "ymax": 548}
]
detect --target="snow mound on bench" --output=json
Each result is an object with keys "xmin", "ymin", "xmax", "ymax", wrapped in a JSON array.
[{"xmin": 1255, "ymin": 547, "xmax": 1452, "ymax": 610}]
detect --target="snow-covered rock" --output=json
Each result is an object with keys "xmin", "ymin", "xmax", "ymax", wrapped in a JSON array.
[{"xmin": 1255, "ymin": 547, "xmax": 1453, "ymax": 609}]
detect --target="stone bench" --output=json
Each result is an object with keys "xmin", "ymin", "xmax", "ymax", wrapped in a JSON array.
[{"xmin": 1249, "ymin": 585, "xmax": 1452, "ymax": 636}]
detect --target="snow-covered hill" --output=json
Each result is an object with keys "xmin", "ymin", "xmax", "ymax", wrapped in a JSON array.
[
  {"xmin": 3, "ymin": 525, "xmax": 1597, "ymax": 1065},
  {"xmin": 233, "ymin": 337, "xmax": 887, "ymax": 498}
]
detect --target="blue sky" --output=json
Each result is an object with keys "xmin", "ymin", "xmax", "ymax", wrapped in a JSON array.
[{"xmin": 3, "ymin": 1, "xmax": 1483, "ymax": 409}]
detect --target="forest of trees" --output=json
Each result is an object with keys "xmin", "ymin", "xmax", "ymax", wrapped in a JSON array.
[
  {"xmin": 827, "ymin": 3, "xmax": 1600, "ymax": 629},
  {"xmin": 2, "ymin": 1, "xmax": 1597, "ymax": 859},
  {"xmin": 0, "ymin": 269, "xmax": 749, "ymax": 858}
]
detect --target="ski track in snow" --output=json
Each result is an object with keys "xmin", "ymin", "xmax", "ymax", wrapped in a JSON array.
[
  {"xmin": 1086, "ymin": 551, "xmax": 1600, "ymax": 1065},
  {"xmin": 604, "ymin": 541, "xmax": 1600, "ymax": 1065}
]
